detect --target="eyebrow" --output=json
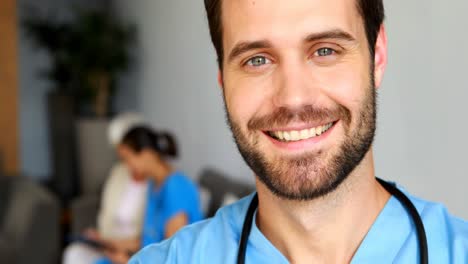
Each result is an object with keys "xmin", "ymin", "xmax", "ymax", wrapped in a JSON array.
[
  {"xmin": 227, "ymin": 29, "xmax": 356, "ymax": 64},
  {"xmin": 304, "ymin": 29, "xmax": 356, "ymax": 43},
  {"xmin": 227, "ymin": 40, "xmax": 272, "ymax": 63}
]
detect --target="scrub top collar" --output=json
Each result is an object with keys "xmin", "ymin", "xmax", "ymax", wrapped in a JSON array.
[{"xmin": 246, "ymin": 195, "xmax": 413, "ymax": 263}]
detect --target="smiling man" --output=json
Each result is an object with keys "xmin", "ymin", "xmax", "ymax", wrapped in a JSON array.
[{"xmin": 130, "ymin": 0, "xmax": 468, "ymax": 263}]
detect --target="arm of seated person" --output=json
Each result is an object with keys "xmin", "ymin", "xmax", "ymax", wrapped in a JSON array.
[
  {"xmin": 103, "ymin": 248, "xmax": 132, "ymax": 264},
  {"xmin": 102, "ymin": 238, "xmax": 140, "ymax": 264},
  {"xmin": 108, "ymin": 237, "xmax": 141, "ymax": 252},
  {"xmin": 164, "ymin": 212, "xmax": 188, "ymax": 238},
  {"xmin": 83, "ymin": 228, "xmax": 113, "ymax": 249}
]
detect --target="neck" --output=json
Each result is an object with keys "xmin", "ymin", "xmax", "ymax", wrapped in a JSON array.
[
  {"xmin": 148, "ymin": 158, "xmax": 173, "ymax": 185},
  {"xmin": 255, "ymin": 150, "xmax": 390, "ymax": 264}
]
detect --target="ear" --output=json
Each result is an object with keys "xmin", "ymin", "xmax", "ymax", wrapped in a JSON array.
[
  {"xmin": 373, "ymin": 25, "xmax": 388, "ymax": 89},
  {"xmin": 217, "ymin": 71, "xmax": 224, "ymax": 89}
]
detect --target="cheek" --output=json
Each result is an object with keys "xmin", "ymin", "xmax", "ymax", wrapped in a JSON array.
[
  {"xmin": 315, "ymin": 63, "xmax": 370, "ymax": 119},
  {"xmin": 224, "ymin": 68, "xmax": 277, "ymax": 127},
  {"xmin": 134, "ymin": 159, "xmax": 147, "ymax": 172},
  {"xmin": 124, "ymin": 156, "xmax": 143, "ymax": 174},
  {"xmin": 224, "ymin": 73, "xmax": 272, "ymax": 127},
  {"xmin": 127, "ymin": 161, "xmax": 140, "ymax": 173}
]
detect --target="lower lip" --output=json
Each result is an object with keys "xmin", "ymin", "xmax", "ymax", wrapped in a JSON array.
[{"xmin": 264, "ymin": 121, "xmax": 338, "ymax": 151}]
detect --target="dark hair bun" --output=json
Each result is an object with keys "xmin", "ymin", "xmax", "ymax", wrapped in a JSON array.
[
  {"xmin": 121, "ymin": 126, "xmax": 178, "ymax": 158},
  {"xmin": 154, "ymin": 132, "xmax": 177, "ymax": 158}
]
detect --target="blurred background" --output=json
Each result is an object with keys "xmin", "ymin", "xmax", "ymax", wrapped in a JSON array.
[{"xmin": 0, "ymin": 0, "xmax": 467, "ymax": 263}]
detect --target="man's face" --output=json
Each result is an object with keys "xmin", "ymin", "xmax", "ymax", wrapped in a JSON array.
[{"xmin": 220, "ymin": 0, "xmax": 385, "ymax": 200}]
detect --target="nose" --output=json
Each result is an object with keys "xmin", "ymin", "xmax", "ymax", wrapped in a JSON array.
[{"xmin": 272, "ymin": 58, "xmax": 320, "ymax": 109}]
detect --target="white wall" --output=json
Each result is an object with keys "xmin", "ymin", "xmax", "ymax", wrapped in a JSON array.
[
  {"xmin": 375, "ymin": 0, "xmax": 468, "ymax": 218},
  {"xmin": 112, "ymin": 0, "xmax": 468, "ymax": 218}
]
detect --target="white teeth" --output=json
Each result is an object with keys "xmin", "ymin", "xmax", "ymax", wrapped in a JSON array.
[
  {"xmin": 316, "ymin": 126, "xmax": 323, "ymax": 136},
  {"xmin": 309, "ymin": 127, "xmax": 316, "ymax": 137},
  {"xmin": 270, "ymin": 122, "xmax": 334, "ymax": 142},
  {"xmin": 277, "ymin": 131, "xmax": 284, "ymax": 140},
  {"xmin": 290, "ymin": 131, "xmax": 300, "ymax": 141}
]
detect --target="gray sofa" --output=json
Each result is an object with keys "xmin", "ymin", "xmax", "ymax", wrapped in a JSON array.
[
  {"xmin": 69, "ymin": 194, "xmax": 100, "ymax": 235},
  {"xmin": 198, "ymin": 168, "xmax": 255, "ymax": 217},
  {"xmin": 0, "ymin": 176, "xmax": 60, "ymax": 264}
]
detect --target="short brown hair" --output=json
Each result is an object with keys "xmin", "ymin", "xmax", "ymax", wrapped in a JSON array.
[{"xmin": 204, "ymin": 0, "xmax": 385, "ymax": 70}]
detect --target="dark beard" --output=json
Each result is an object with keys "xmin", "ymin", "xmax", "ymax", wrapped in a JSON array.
[{"xmin": 224, "ymin": 83, "xmax": 377, "ymax": 201}]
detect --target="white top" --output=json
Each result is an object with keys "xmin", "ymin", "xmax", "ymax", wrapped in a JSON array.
[
  {"xmin": 98, "ymin": 163, "xmax": 148, "ymax": 239},
  {"xmin": 115, "ymin": 179, "xmax": 148, "ymax": 238}
]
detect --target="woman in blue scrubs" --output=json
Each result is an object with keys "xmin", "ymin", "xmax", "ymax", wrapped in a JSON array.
[{"xmin": 95, "ymin": 126, "xmax": 203, "ymax": 264}]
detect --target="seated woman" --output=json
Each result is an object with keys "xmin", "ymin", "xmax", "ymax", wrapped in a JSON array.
[
  {"xmin": 96, "ymin": 126, "xmax": 204, "ymax": 264},
  {"xmin": 63, "ymin": 114, "xmax": 148, "ymax": 264}
]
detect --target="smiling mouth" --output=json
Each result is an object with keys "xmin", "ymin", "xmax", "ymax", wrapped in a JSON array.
[{"xmin": 266, "ymin": 122, "xmax": 336, "ymax": 142}]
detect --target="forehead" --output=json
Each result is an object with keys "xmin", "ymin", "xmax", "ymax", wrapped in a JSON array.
[
  {"xmin": 222, "ymin": 0, "xmax": 363, "ymax": 49},
  {"xmin": 118, "ymin": 144, "xmax": 133, "ymax": 156}
]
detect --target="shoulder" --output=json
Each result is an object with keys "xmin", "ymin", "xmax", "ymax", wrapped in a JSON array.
[
  {"xmin": 110, "ymin": 162, "xmax": 130, "ymax": 179},
  {"xmin": 161, "ymin": 172, "xmax": 198, "ymax": 199},
  {"xmin": 164, "ymin": 171, "xmax": 195, "ymax": 189},
  {"xmin": 407, "ymin": 191, "xmax": 468, "ymax": 234},
  {"xmin": 406, "ymin": 191, "xmax": 468, "ymax": 261},
  {"xmin": 106, "ymin": 163, "xmax": 130, "ymax": 186},
  {"xmin": 102, "ymin": 163, "xmax": 131, "ymax": 195},
  {"xmin": 129, "ymin": 194, "xmax": 255, "ymax": 263}
]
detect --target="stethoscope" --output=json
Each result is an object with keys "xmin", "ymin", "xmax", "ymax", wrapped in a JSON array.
[{"xmin": 237, "ymin": 178, "xmax": 428, "ymax": 264}]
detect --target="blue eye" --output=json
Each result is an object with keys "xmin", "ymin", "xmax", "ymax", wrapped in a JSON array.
[
  {"xmin": 246, "ymin": 56, "xmax": 270, "ymax": 67},
  {"xmin": 315, "ymin": 48, "xmax": 335, "ymax": 57}
]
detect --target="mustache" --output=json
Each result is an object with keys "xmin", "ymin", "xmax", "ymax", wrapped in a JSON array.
[{"xmin": 247, "ymin": 105, "xmax": 351, "ymax": 130}]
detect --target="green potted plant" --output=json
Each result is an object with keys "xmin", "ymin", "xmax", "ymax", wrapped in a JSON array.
[
  {"xmin": 23, "ymin": 9, "xmax": 134, "ymax": 200},
  {"xmin": 23, "ymin": 9, "xmax": 134, "ymax": 117},
  {"xmin": 70, "ymin": 10, "xmax": 134, "ymax": 117},
  {"xmin": 23, "ymin": 17, "xmax": 76, "ymax": 93}
]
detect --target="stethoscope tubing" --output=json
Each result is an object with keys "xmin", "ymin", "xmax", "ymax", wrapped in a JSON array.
[{"xmin": 237, "ymin": 178, "xmax": 428, "ymax": 264}]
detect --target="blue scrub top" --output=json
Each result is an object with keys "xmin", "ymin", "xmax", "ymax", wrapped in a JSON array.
[
  {"xmin": 129, "ymin": 184, "xmax": 468, "ymax": 263},
  {"xmin": 141, "ymin": 171, "xmax": 204, "ymax": 246}
]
